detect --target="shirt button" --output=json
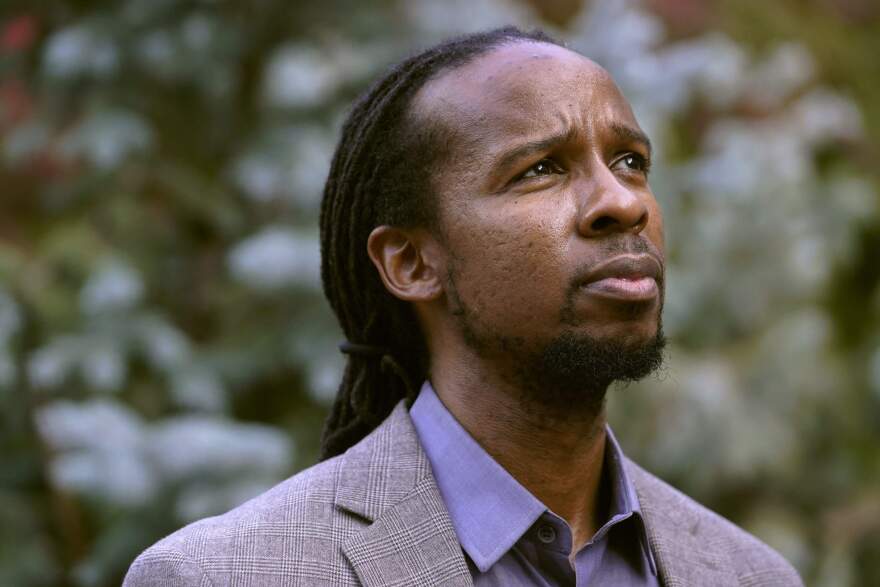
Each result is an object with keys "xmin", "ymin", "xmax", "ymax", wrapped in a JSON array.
[{"xmin": 537, "ymin": 524, "xmax": 556, "ymax": 544}]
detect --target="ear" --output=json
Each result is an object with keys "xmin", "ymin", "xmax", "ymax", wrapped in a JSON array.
[{"xmin": 367, "ymin": 225, "xmax": 443, "ymax": 302}]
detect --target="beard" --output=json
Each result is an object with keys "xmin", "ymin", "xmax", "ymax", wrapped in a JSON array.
[
  {"xmin": 446, "ymin": 268, "xmax": 666, "ymax": 421},
  {"xmin": 523, "ymin": 327, "xmax": 666, "ymax": 417}
]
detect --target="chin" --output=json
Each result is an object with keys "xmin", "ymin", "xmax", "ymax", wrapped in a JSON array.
[
  {"xmin": 512, "ymin": 324, "xmax": 667, "ymax": 417},
  {"xmin": 589, "ymin": 317, "xmax": 661, "ymax": 349}
]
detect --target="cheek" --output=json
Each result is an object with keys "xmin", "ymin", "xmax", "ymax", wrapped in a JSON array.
[{"xmin": 446, "ymin": 204, "xmax": 568, "ymax": 328}]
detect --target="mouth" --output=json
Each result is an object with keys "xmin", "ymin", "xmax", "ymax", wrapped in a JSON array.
[{"xmin": 578, "ymin": 254, "xmax": 663, "ymax": 302}]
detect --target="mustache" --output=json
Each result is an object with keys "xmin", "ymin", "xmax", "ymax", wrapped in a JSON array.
[
  {"xmin": 567, "ymin": 236, "xmax": 665, "ymax": 293},
  {"xmin": 595, "ymin": 234, "xmax": 657, "ymax": 258}
]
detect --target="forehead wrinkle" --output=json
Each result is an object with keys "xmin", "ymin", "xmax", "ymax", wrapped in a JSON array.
[
  {"xmin": 410, "ymin": 42, "xmax": 640, "ymax": 182},
  {"xmin": 419, "ymin": 77, "xmax": 580, "ymax": 167}
]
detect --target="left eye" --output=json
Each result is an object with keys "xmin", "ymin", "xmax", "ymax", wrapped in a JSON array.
[{"xmin": 616, "ymin": 153, "xmax": 650, "ymax": 173}]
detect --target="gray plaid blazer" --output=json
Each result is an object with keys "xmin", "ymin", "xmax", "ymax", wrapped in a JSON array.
[{"xmin": 124, "ymin": 402, "xmax": 803, "ymax": 586}]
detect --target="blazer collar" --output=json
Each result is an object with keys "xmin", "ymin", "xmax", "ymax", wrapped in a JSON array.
[
  {"xmin": 336, "ymin": 401, "xmax": 473, "ymax": 587},
  {"xmin": 626, "ymin": 459, "xmax": 740, "ymax": 586},
  {"xmin": 335, "ymin": 401, "xmax": 430, "ymax": 520},
  {"xmin": 335, "ymin": 399, "xmax": 742, "ymax": 587}
]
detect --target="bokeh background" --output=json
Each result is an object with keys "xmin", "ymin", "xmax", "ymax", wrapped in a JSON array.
[{"xmin": 1, "ymin": 0, "xmax": 878, "ymax": 585}]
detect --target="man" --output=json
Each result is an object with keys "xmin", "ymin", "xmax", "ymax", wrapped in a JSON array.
[{"xmin": 125, "ymin": 27, "xmax": 803, "ymax": 586}]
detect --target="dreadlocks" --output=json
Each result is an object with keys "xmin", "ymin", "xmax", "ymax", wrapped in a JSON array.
[{"xmin": 318, "ymin": 26, "xmax": 562, "ymax": 460}]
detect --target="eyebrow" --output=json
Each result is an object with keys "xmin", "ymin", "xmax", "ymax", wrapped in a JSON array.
[
  {"xmin": 610, "ymin": 122, "xmax": 653, "ymax": 156},
  {"xmin": 494, "ymin": 127, "xmax": 579, "ymax": 174},
  {"xmin": 493, "ymin": 122, "xmax": 652, "ymax": 174}
]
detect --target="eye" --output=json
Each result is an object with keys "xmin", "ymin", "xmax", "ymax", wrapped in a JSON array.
[
  {"xmin": 518, "ymin": 158, "xmax": 564, "ymax": 181},
  {"xmin": 614, "ymin": 153, "xmax": 651, "ymax": 174}
]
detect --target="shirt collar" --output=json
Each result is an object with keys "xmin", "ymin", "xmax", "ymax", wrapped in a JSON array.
[
  {"xmin": 409, "ymin": 381, "xmax": 656, "ymax": 575},
  {"xmin": 604, "ymin": 424, "xmax": 658, "ymax": 576}
]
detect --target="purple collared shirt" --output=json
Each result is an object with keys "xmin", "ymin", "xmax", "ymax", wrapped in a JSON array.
[{"xmin": 410, "ymin": 382, "xmax": 659, "ymax": 587}]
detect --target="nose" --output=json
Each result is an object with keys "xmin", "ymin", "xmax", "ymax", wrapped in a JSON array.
[{"xmin": 576, "ymin": 169, "xmax": 649, "ymax": 238}]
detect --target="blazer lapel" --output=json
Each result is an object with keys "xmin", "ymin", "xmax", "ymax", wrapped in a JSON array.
[
  {"xmin": 627, "ymin": 460, "xmax": 739, "ymax": 587},
  {"xmin": 336, "ymin": 402, "xmax": 473, "ymax": 587}
]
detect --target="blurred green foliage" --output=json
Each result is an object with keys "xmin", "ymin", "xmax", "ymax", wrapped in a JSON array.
[{"xmin": 0, "ymin": 1, "xmax": 878, "ymax": 585}]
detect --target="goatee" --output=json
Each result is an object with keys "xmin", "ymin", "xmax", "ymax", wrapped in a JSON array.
[
  {"xmin": 449, "ymin": 283, "xmax": 666, "ymax": 420},
  {"xmin": 520, "ymin": 326, "xmax": 666, "ymax": 418}
]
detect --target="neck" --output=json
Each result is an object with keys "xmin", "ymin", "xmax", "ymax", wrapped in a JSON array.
[{"xmin": 429, "ymin": 349, "xmax": 610, "ymax": 551}]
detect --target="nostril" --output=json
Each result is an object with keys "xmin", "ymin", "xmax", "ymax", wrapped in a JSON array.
[
  {"xmin": 591, "ymin": 216, "xmax": 617, "ymax": 232},
  {"xmin": 633, "ymin": 211, "xmax": 648, "ymax": 231}
]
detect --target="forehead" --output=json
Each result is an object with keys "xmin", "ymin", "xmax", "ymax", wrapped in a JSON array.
[{"xmin": 412, "ymin": 42, "xmax": 639, "ymax": 152}]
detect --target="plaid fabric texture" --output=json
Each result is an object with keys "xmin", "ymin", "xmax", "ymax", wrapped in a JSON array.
[{"xmin": 124, "ymin": 401, "xmax": 803, "ymax": 586}]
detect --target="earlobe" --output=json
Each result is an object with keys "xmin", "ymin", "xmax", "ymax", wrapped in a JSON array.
[{"xmin": 367, "ymin": 226, "xmax": 443, "ymax": 302}]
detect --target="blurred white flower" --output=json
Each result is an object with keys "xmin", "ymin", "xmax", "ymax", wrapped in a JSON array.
[
  {"xmin": 571, "ymin": 0, "xmax": 663, "ymax": 71},
  {"xmin": 43, "ymin": 23, "xmax": 119, "ymax": 79},
  {"xmin": 0, "ymin": 287, "xmax": 22, "ymax": 344},
  {"xmin": 743, "ymin": 43, "xmax": 815, "ymax": 110},
  {"xmin": 827, "ymin": 176, "xmax": 877, "ymax": 225},
  {"xmin": 306, "ymin": 357, "xmax": 344, "ymax": 404},
  {"xmin": 234, "ymin": 155, "xmax": 281, "ymax": 203},
  {"xmin": 657, "ymin": 265, "xmax": 699, "ymax": 337},
  {"xmin": 149, "ymin": 416, "xmax": 292, "ymax": 482},
  {"xmin": 688, "ymin": 123, "xmax": 763, "ymax": 197},
  {"xmin": 60, "ymin": 109, "xmax": 153, "ymax": 170},
  {"xmin": 228, "ymin": 227, "xmax": 321, "ymax": 291},
  {"xmin": 751, "ymin": 309, "xmax": 836, "ymax": 399},
  {"xmin": 35, "ymin": 398, "xmax": 294, "ymax": 511},
  {"xmin": 639, "ymin": 352, "xmax": 796, "ymax": 486},
  {"xmin": 49, "ymin": 449, "xmax": 156, "ymax": 507},
  {"xmin": 263, "ymin": 45, "xmax": 338, "ymax": 108},
  {"xmin": 404, "ymin": 0, "xmax": 532, "ymax": 39},
  {"xmin": 691, "ymin": 120, "xmax": 811, "ymax": 198},
  {"xmin": 233, "ymin": 125, "xmax": 335, "ymax": 207},
  {"xmin": 786, "ymin": 233, "xmax": 832, "ymax": 294},
  {"xmin": 27, "ymin": 337, "xmax": 79, "ymax": 389},
  {"xmin": 181, "ymin": 14, "xmax": 214, "ymax": 52},
  {"xmin": 687, "ymin": 34, "xmax": 748, "ymax": 108},
  {"xmin": 80, "ymin": 344, "xmax": 127, "ymax": 392},
  {"xmin": 789, "ymin": 88, "xmax": 862, "ymax": 145},
  {"xmin": 36, "ymin": 399, "xmax": 144, "ymax": 453},
  {"xmin": 133, "ymin": 314, "xmax": 192, "ymax": 370},
  {"xmin": 286, "ymin": 126, "xmax": 336, "ymax": 207},
  {"xmin": 38, "ymin": 399, "xmax": 153, "ymax": 506},
  {"xmin": 134, "ymin": 30, "xmax": 178, "ymax": 78},
  {"xmin": 169, "ymin": 368, "xmax": 226, "ymax": 412},
  {"xmin": 286, "ymin": 325, "xmax": 345, "ymax": 403},
  {"xmin": 80, "ymin": 260, "xmax": 144, "ymax": 315}
]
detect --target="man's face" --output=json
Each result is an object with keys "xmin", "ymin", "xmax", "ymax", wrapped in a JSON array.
[{"xmin": 414, "ymin": 41, "xmax": 665, "ymax": 404}]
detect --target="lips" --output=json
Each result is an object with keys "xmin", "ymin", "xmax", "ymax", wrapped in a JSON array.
[{"xmin": 578, "ymin": 254, "xmax": 663, "ymax": 301}]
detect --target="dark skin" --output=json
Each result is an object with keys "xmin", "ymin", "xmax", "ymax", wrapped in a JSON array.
[{"xmin": 367, "ymin": 41, "xmax": 665, "ymax": 560}]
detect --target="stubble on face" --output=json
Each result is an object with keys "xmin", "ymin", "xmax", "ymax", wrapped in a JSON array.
[{"xmin": 444, "ymin": 245, "xmax": 667, "ymax": 422}]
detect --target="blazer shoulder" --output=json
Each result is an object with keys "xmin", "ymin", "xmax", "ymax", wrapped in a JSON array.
[
  {"xmin": 626, "ymin": 459, "xmax": 804, "ymax": 587},
  {"xmin": 124, "ymin": 455, "xmax": 363, "ymax": 586}
]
